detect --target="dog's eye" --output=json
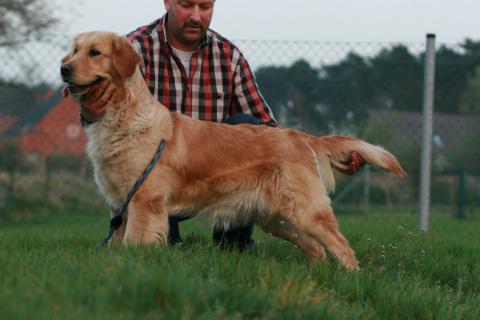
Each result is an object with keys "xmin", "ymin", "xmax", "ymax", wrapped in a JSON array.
[{"xmin": 89, "ymin": 49, "xmax": 101, "ymax": 57}]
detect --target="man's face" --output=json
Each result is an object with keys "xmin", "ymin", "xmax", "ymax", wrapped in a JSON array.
[{"xmin": 164, "ymin": 0, "xmax": 215, "ymax": 50}]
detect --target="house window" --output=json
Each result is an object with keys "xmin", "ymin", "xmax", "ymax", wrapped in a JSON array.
[{"xmin": 66, "ymin": 123, "xmax": 81, "ymax": 140}]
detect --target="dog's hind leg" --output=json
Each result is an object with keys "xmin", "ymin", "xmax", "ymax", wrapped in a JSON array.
[
  {"xmin": 299, "ymin": 204, "xmax": 359, "ymax": 271},
  {"xmin": 123, "ymin": 195, "xmax": 169, "ymax": 245},
  {"xmin": 260, "ymin": 218, "xmax": 326, "ymax": 262}
]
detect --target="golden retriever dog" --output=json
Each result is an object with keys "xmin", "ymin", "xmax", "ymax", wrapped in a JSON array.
[{"xmin": 60, "ymin": 32, "xmax": 406, "ymax": 270}]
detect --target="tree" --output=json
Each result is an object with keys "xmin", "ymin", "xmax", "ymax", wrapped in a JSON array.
[
  {"xmin": 255, "ymin": 65, "xmax": 290, "ymax": 119},
  {"xmin": 0, "ymin": 0, "xmax": 60, "ymax": 47},
  {"xmin": 256, "ymin": 60, "xmax": 324, "ymax": 133},
  {"xmin": 459, "ymin": 65, "xmax": 480, "ymax": 114},
  {"xmin": 318, "ymin": 52, "xmax": 375, "ymax": 131},
  {"xmin": 434, "ymin": 39, "xmax": 480, "ymax": 114},
  {"xmin": 370, "ymin": 45, "xmax": 423, "ymax": 112}
]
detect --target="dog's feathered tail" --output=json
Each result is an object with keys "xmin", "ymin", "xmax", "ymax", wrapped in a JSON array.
[{"xmin": 307, "ymin": 135, "xmax": 406, "ymax": 193}]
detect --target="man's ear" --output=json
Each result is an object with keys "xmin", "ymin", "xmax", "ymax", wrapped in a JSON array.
[
  {"xmin": 164, "ymin": 0, "xmax": 171, "ymax": 11},
  {"xmin": 112, "ymin": 36, "xmax": 141, "ymax": 78}
]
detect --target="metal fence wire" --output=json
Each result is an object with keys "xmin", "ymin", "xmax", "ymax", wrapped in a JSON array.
[{"xmin": 0, "ymin": 35, "xmax": 479, "ymax": 227}]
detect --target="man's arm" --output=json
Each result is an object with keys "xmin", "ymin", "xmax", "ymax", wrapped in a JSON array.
[{"xmin": 231, "ymin": 54, "xmax": 277, "ymax": 127}]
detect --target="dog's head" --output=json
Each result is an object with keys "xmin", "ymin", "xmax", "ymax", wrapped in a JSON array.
[{"xmin": 60, "ymin": 31, "xmax": 141, "ymax": 96}]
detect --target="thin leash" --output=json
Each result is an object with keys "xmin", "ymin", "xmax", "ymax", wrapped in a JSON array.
[{"xmin": 96, "ymin": 139, "xmax": 167, "ymax": 250}]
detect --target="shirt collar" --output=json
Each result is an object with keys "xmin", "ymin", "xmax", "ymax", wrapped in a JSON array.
[{"xmin": 161, "ymin": 13, "xmax": 209, "ymax": 51}]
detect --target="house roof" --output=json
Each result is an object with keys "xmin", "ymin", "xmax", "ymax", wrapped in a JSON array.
[
  {"xmin": 3, "ymin": 90, "xmax": 64, "ymax": 139},
  {"xmin": 0, "ymin": 115, "xmax": 17, "ymax": 135},
  {"xmin": 2, "ymin": 89, "xmax": 87, "ymax": 156}
]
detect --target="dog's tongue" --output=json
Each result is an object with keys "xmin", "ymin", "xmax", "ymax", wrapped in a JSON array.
[{"xmin": 62, "ymin": 86, "xmax": 70, "ymax": 98}]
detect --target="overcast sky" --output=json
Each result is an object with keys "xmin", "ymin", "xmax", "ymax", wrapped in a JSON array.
[{"xmin": 61, "ymin": 0, "xmax": 479, "ymax": 44}]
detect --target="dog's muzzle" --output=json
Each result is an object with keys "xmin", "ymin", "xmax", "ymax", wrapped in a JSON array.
[{"xmin": 60, "ymin": 64, "xmax": 103, "ymax": 96}]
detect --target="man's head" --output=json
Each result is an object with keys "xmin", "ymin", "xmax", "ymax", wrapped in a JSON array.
[{"xmin": 164, "ymin": 0, "xmax": 215, "ymax": 51}]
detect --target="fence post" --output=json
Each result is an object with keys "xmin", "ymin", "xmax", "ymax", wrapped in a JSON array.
[
  {"xmin": 457, "ymin": 166, "xmax": 466, "ymax": 219},
  {"xmin": 363, "ymin": 165, "xmax": 371, "ymax": 213},
  {"xmin": 419, "ymin": 34, "xmax": 436, "ymax": 231}
]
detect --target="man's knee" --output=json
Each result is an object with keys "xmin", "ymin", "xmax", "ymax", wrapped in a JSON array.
[{"xmin": 224, "ymin": 113, "xmax": 262, "ymax": 126}]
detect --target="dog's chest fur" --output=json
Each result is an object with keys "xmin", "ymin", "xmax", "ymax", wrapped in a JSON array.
[{"xmin": 84, "ymin": 103, "xmax": 161, "ymax": 208}]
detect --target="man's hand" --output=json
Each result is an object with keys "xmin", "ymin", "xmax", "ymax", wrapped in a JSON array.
[
  {"xmin": 63, "ymin": 80, "xmax": 117, "ymax": 124},
  {"xmin": 333, "ymin": 151, "xmax": 366, "ymax": 175}
]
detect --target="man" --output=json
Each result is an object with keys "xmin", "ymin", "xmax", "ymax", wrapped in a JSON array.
[{"xmin": 75, "ymin": 0, "xmax": 365, "ymax": 250}]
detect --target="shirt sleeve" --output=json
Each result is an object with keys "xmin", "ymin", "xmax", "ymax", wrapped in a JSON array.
[{"xmin": 231, "ymin": 54, "xmax": 278, "ymax": 127}]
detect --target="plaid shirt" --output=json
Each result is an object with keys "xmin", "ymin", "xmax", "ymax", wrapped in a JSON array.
[{"xmin": 127, "ymin": 14, "xmax": 277, "ymax": 126}]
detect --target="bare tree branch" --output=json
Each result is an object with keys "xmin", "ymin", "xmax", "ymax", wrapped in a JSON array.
[{"xmin": 0, "ymin": 0, "xmax": 59, "ymax": 47}]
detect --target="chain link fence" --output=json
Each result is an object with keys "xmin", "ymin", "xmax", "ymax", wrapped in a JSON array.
[{"xmin": 0, "ymin": 35, "xmax": 479, "ymax": 229}]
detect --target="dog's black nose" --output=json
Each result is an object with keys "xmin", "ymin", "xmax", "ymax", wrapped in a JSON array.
[{"xmin": 60, "ymin": 64, "xmax": 74, "ymax": 79}]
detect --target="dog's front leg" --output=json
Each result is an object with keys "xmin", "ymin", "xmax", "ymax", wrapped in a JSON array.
[{"xmin": 123, "ymin": 195, "xmax": 168, "ymax": 245}]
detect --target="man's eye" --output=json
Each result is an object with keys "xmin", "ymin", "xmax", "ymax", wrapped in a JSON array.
[{"xmin": 89, "ymin": 49, "xmax": 101, "ymax": 57}]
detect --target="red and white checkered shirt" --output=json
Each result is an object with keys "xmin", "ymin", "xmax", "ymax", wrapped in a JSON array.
[{"xmin": 127, "ymin": 14, "xmax": 277, "ymax": 126}]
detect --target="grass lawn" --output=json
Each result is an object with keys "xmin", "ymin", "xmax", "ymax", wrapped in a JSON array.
[{"xmin": 1, "ymin": 208, "xmax": 479, "ymax": 319}]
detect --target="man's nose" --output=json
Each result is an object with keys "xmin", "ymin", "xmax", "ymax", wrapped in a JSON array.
[{"xmin": 190, "ymin": 5, "xmax": 201, "ymax": 21}]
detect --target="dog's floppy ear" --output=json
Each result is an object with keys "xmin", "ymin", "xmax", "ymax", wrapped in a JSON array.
[{"xmin": 112, "ymin": 36, "xmax": 141, "ymax": 78}]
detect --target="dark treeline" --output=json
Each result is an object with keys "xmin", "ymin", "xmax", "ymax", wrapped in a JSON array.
[{"xmin": 256, "ymin": 39, "xmax": 480, "ymax": 134}]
